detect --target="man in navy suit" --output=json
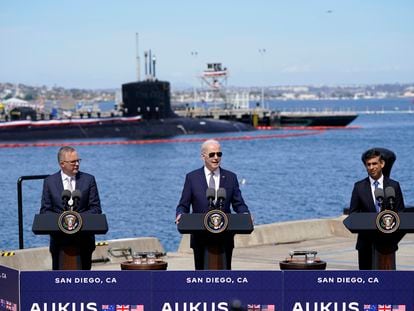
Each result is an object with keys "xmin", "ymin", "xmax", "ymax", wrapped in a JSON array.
[
  {"xmin": 41, "ymin": 146, "xmax": 102, "ymax": 270},
  {"xmin": 349, "ymin": 148, "xmax": 405, "ymax": 270},
  {"xmin": 176, "ymin": 139, "xmax": 250, "ymax": 270}
]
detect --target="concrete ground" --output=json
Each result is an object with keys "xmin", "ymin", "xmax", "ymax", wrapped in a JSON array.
[{"xmin": 2, "ymin": 216, "xmax": 414, "ymax": 271}]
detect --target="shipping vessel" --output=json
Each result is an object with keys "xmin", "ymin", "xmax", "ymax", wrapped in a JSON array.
[{"xmin": 173, "ymin": 62, "xmax": 358, "ymax": 128}]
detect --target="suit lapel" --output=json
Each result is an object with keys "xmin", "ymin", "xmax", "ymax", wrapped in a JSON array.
[
  {"xmin": 74, "ymin": 172, "xmax": 81, "ymax": 190},
  {"xmin": 362, "ymin": 178, "xmax": 376, "ymax": 211},
  {"xmin": 198, "ymin": 167, "xmax": 208, "ymax": 191},
  {"xmin": 219, "ymin": 168, "xmax": 227, "ymax": 188},
  {"xmin": 54, "ymin": 171, "xmax": 64, "ymax": 194}
]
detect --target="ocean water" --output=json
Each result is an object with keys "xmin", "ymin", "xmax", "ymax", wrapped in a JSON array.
[{"xmin": 1, "ymin": 98, "xmax": 414, "ymax": 252}]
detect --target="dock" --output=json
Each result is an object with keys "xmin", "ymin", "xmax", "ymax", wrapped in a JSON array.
[{"xmin": 2, "ymin": 216, "xmax": 414, "ymax": 271}]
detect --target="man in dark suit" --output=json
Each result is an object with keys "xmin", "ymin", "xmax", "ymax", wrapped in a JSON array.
[
  {"xmin": 40, "ymin": 146, "xmax": 102, "ymax": 270},
  {"xmin": 349, "ymin": 148, "xmax": 405, "ymax": 270},
  {"xmin": 176, "ymin": 139, "xmax": 250, "ymax": 270}
]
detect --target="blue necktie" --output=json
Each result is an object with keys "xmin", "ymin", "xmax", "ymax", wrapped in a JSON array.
[{"xmin": 374, "ymin": 180, "xmax": 380, "ymax": 212}]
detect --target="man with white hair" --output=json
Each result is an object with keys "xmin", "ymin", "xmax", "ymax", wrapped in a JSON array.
[{"xmin": 176, "ymin": 139, "xmax": 250, "ymax": 270}]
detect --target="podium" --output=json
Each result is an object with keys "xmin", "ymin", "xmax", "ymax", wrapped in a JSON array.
[
  {"xmin": 32, "ymin": 213, "xmax": 108, "ymax": 270},
  {"xmin": 177, "ymin": 212, "xmax": 253, "ymax": 270},
  {"xmin": 343, "ymin": 212, "xmax": 414, "ymax": 270}
]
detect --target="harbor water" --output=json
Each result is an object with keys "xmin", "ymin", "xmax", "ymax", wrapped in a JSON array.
[{"xmin": 1, "ymin": 98, "xmax": 414, "ymax": 252}]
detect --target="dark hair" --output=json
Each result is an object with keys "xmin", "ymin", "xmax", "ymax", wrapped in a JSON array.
[{"xmin": 361, "ymin": 148, "xmax": 384, "ymax": 164}]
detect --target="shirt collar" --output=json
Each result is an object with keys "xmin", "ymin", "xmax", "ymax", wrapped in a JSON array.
[
  {"xmin": 204, "ymin": 166, "xmax": 219, "ymax": 176},
  {"xmin": 61, "ymin": 171, "xmax": 75, "ymax": 181},
  {"xmin": 369, "ymin": 174, "xmax": 384, "ymax": 187}
]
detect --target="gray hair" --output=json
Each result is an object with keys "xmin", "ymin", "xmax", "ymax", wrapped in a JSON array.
[
  {"xmin": 58, "ymin": 146, "xmax": 76, "ymax": 163},
  {"xmin": 201, "ymin": 139, "xmax": 221, "ymax": 154}
]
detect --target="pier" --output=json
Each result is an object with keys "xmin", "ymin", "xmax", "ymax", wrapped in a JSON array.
[{"xmin": 2, "ymin": 216, "xmax": 414, "ymax": 271}]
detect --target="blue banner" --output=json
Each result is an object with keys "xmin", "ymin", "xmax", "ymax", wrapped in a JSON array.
[
  {"xmin": 0, "ymin": 265, "xmax": 19, "ymax": 311},
  {"xmin": 20, "ymin": 271, "xmax": 151, "ymax": 311},
  {"xmin": 284, "ymin": 271, "xmax": 411, "ymax": 311},
  {"xmin": 1, "ymin": 265, "xmax": 411, "ymax": 311},
  {"xmin": 152, "ymin": 271, "xmax": 282, "ymax": 310}
]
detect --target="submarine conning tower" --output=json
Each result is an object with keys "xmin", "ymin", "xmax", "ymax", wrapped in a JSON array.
[{"xmin": 121, "ymin": 80, "xmax": 177, "ymax": 119}]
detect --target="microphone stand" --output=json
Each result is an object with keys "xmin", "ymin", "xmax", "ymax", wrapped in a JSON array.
[
  {"xmin": 387, "ymin": 197, "xmax": 395, "ymax": 211},
  {"xmin": 217, "ymin": 198, "xmax": 224, "ymax": 211},
  {"xmin": 377, "ymin": 198, "xmax": 384, "ymax": 212},
  {"xmin": 208, "ymin": 197, "xmax": 215, "ymax": 210}
]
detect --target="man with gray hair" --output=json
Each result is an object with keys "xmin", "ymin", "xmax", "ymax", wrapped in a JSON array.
[
  {"xmin": 176, "ymin": 139, "xmax": 250, "ymax": 270},
  {"xmin": 40, "ymin": 146, "xmax": 102, "ymax": 270}
]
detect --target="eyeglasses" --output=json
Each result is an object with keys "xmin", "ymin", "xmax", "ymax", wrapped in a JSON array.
[
  {"xmin": 63, "ymin": 159, "xmax": 82, "ymax": 165},
  {"xmin": 207, "ymin": 152, "xmax": 222, "ymax": 158}
]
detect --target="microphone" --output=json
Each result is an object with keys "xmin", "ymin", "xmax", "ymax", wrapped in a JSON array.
[
  {"xmin": 61, "ymin": 190, "xmax": 72, "ymax": 210},
  {"xmin": 71, "ymin": 189, "xmax": 82, "ymax": 210},
  {"xmin": 374, "ymin": 188, "xmax": 384, "ymax": 211},
  {"xmin": 385, "ymin": 186, "xmax": 396, "ymax": 210},
  {"xmin": 206, "ymin": 188, "xmax": 216, "ymax": 209},
  {"xmin": 217, "ymin": 188, "xmax": 226, "ymax": 210}
]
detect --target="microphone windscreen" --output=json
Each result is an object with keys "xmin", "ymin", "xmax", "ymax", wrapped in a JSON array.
[
  {"xmin": 206, "ymin": 188, "xmax": 215, "ymax": 200},
  {"xmin": 61, "ymin": 190, "xmax": 72, "ymax": 200},
  {"xmin": 374, "ymin": 188, "xmax": 384, "ymax": 200},
  {"xmin": 72, "ymin": 189, "xmax": 82, "ymax": 200},
  {"xmin": 217, "ymin": 187, "xmax": 227, "ymax": 200},
  {"xmin": 385, "ymin": 186, "xmax": 396, "ymax": 199}
]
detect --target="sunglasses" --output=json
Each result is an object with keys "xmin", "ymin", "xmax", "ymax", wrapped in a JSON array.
[{"xmin": 207, "ymin": 152, "xmax": 223, "ymax": 158}]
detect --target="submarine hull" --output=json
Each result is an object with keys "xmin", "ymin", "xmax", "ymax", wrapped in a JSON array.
[
  {"xmin": 0, "ymin": 80, "xmax": 253, "ymax": 142},
  {"xmin": 0, "ymin": 117, "xmax": 253, "ymax": 141}
]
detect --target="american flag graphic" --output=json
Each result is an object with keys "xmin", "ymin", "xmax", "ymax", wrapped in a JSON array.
[{"xmin": 261, "ymin": 304, "xmax": 275, "ymax": 311}]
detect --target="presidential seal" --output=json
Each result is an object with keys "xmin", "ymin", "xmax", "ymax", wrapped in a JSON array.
[
  {"xmin": 58, "ymin": 211, "xmax": 83, "ymax": 234},
  {"xmin": 376, "ymin": 210, "xmax": 400, "ymax": 234},
  {"xmin": 204, "ymin": 209, "xmax": 229, "ymax": 234}
]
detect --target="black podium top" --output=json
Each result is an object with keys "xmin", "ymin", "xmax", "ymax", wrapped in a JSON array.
[
  {"xmin": 32, "ymin": 213, "xmax": 108, "ymax": 235},
  {"xmin": 343, "ymin": 212, "xmax": 414, "ymax": 233},
  {"xmin": 177, "ymin": 213, "xmax": 253, "ymax": 234}
]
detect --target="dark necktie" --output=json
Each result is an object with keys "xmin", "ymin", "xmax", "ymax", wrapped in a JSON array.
[{"xmin": 374, "ymin": 180, "xmax": 380, "ymax": 212}]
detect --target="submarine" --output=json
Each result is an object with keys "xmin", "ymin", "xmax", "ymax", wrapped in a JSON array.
[{"xmin": 0, "ymin": 62, "xmax": 253, "ymax": 142}]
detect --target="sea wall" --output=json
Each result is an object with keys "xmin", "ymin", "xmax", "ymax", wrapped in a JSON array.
[
  {"xmin": 177, "ymin": 216, "xmax": 352, "ymax": 253},
  {"xmin": 0, "ymin": 237, "xmax": 164, "ymax": 271}
]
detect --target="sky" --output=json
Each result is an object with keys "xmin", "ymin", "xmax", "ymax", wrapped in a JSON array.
[{"xmin": 1, "ymin": 0, "xmax": 413, "ymax": 89}]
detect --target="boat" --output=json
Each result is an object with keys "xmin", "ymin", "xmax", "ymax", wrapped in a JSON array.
[
  {"xmin": 0, "ymin": 80, "xmax": 253, "ymax": 141},
  {"xmin": 276, "ymin": 110, "xmax": 358, "ymax": 127},
  {"xmin": 173, "ymin": 62, "xmax": 358, "ymax": 128},
  {"xmin": 175, "ymin": 106, "xmax": 358, "ymax": 128}
]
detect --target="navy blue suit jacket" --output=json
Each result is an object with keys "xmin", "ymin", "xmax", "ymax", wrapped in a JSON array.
[
  {"xmin": 176, "ymin": 167, "xmax": 249, "ymax": 215},
  {"xmin": 349, "ymin": 176, "xmax": 405, "ymax": 250},
  {"xmin": 176, "ymin": 167, "xmax": 249, "ymax": 249},
  {"xmin": 41, "ymin": 171, "xmax": 101, "ymax": 250}
]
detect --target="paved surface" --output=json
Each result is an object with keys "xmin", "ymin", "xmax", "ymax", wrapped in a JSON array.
[
  {"xmin": 3, "ymin": 217, "xmax": 414, "ymax": 271},
  {"xmin": 93, "ymin": 223, "xmax": 414, "ymax": 271}
]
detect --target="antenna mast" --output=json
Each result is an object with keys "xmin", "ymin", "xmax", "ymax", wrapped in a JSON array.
[{"xmin": 136, "ymin": 32, "xmax": 141, "ymax": 81}]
